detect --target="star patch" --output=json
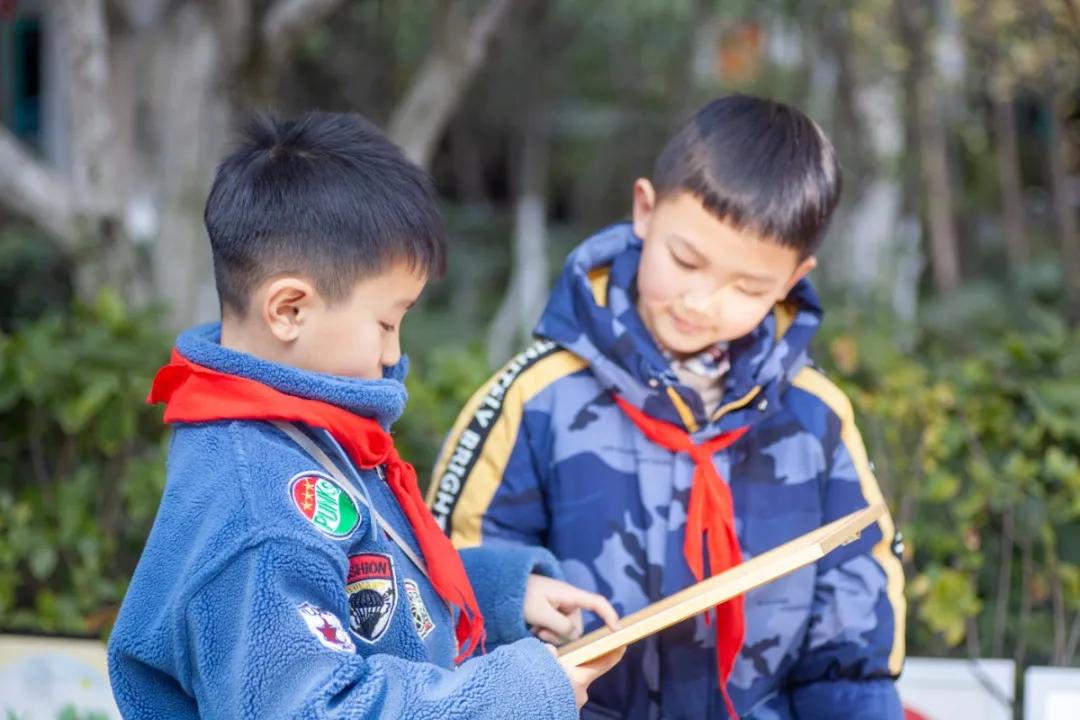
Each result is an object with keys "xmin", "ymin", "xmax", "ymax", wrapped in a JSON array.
[
  {"xmin": 297, "ymin": 602, "xmax": 355, "ymax": 653},
  {"xmin": 403, "ymin": 578, "xmax": 435, "ymax": 639},
  {"xmin": 346, "ymin": 553, "xmax": 397, "ymax": 643},
  {"xmin": 289, "ymin": 471, "xmax": 360, "ymax": 539}
]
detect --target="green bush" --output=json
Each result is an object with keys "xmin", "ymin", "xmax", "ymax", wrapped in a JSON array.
[
  {"xmin": 0, "ymin": 291, "xmax": 171, "ymax": 636},
  {"xmin": 819, "ymin": 307, "xmax": 1080, "ymax": 666},
  {"xmin": 398, "ymin": 343, "xmax": 492, "ymax": 492},
  {"xmin": 0, "ymin": 226, "xmax": 73, "ymax": 331}
]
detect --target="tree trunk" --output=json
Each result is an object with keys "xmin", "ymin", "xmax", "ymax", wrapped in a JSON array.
[
  {"xmin": 56, "ymin": 0, "xmax": 135, "ymax": 297},
  {"xmin": 486, "ymin": 82, "xmax": 551, "ymax": 366},
  {"xmin": 896, "ymin": 0, "xmax": 960, "ymax": 296},
  {"xmin": 449, "ymin": 112, "xmax": 490, "ymax": 206},
  {"xmin": 889, "ymin": 1, "xmax": 927, "ymax": 330},
  {"xmin": 916, "ymin": 72, "xmax": 961, "ymax": 295},
  {"xmin": 1014, "ymin": 514, "xmax": 1034, "ymax": 670},
  {"xmin": 991, "ymin": 90, "xmax": 1027, "ymax": 270},
  {"xmin": 388, "ymin": 0, "xmax": 518, "ymax": 169},
  {"xmin": 1044, "ymin": 94, "xmax": 1080, "ymax": 323},
  {"xmin": 57, "ymin": 0, "xmax": 116, "ymax": 212},
  {"xmin": 818, "ymin": 6, "xmax": 905, "ymax": 304},
  {"xmin": 486, "ymin": 6, "xmax": 552, "ymax": 365},
  {"xmin": 666, "ymin": 0, "xmax": 708, "ymax": 132},
  {"xmin": 138, "ymin": 4, "xmax": 234, "ymax": 327},
  {"xmin": 829, "ymin": 10, "xmax": 871, "ymax": 192},
  {"xmin": 991, "ymin": 504, "xmax": 1014, "ymax": 658},
  {"xmin": 964, "ymin": 0, "xmax": 1028, "ymax": 274}
]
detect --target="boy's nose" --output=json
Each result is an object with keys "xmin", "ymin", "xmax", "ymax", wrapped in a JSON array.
[
  {"xmin": 381, "ymin": 336, "xmax": 402, "ymax": 368},
  {"xmin": 683, "ymin": 291, "xmax": 717, "ymax": 315}
]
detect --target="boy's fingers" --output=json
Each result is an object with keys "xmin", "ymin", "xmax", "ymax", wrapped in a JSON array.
[
  {"xmin": 581, "ymin": 645, "xmax": 626, "ymax": 676},
  {"xmin": 537, "ymin": 629, "xmax": 563, "ymax": 645},
  {"xmin": 572, "ymin": 609, "xmax": 584, "ymax": 638},
  {"xmin": 537, "ymin": 611, "xmax": 582, "ymax": 642},
  {"xmin": 563, "ymin": 591, "xmax": 621, "ymax": 630},
  {"xmin": 531, "ymin": 602, "xmax": 577, "ymax": 640},
  {"xmin": 571, "ymin": 645, "xmax": 627, "ymax": 684}
]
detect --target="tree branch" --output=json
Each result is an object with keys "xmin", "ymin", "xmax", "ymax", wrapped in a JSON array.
[
  {"xmin": 1058, "ymin": 0, "xmax": 1080, "ymax": 38},
  {"xmin": 261, "ymin": 0, "xmax": 347, "ymax": 66},
  {"xmin": 219, "ymin": 0, "xmax": 254, "ymax": 66},
  {"xmin": 0, "ymin": 128, "xmax": 76, "ymax": 243},
  {"xmin": 388, "ymin": 0, "xmax": 518, "ymax": 168}
]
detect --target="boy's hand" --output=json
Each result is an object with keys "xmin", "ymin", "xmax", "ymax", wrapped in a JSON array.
[
  {"xmin": 524, "ymin": 574, "xmax": 620, "ymax": 644},
  {"xmin": 547, "ymin": 644, "xmax": 626, "ymax": 709}
]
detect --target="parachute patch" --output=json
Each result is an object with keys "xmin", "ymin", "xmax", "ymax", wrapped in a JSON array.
[{"xmin": 345, "ymin": 553, "xmax": 397, "ymax": 644}]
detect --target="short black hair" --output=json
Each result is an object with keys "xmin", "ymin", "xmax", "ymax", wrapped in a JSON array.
[
  {"xmin": 205, "ymin": 111, "xmax": 446, "ymax": 315},
  {"xmin": 653, "ymin": 95, "xmax": 841, "ymax": 256}
]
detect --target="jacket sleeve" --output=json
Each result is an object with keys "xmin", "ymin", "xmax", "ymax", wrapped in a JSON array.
[
  {"xmin": 787, "ymin": 371, "xmax": 906, "ymax": 720},
  {"xmin": 184, "ymin": 536, "xmax": 577, "ymax": 720},
  {"xmin": 460, "ymin": 544, "xmax": 565, "ymax": 647},
  {"xmin": 428, "ymin": 342, "xmax": 581, "ymax": 549}
]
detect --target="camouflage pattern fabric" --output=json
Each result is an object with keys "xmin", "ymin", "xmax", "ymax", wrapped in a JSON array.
[{"xmin": 430, "ymin": 223, "xmax": 906, "ymax": 719}]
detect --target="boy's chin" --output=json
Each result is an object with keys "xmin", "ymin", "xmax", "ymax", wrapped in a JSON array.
[{"xmin": 655, "ymin": 328, "xmax": 722, "ymax": 358}]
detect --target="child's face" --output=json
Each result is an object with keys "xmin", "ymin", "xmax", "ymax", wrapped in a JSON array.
[
  {"xmin": 243, "ymin": 262, "xmax": 426, "ymax": 380},
  {"xmin": 632, "ymin": 181, "xmax": 817, "ymax": 358}
]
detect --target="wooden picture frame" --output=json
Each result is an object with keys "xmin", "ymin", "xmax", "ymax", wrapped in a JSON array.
[{"xmin": 558, "ymin": 504, "xmax": 886, "ymax": 666}]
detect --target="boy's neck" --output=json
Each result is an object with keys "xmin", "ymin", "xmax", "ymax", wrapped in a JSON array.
[{"xmin": 220, "ymin": 317, "xmax": 287, "ymax": 366}]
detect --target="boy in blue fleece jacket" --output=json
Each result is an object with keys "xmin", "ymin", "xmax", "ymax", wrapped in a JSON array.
[
  {"xmin": 432, "ymin": 95, "xmax": 906, "ymax": 718},
  {"xmin": 108, "ymin": 111, "xmax": 623, "ymax": 719}
]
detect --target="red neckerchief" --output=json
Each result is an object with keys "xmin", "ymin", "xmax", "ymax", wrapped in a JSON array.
[
  {"xmin": 148, "ymin": 349, "xmax": 485, "ymax": 662},
  {"xmin": 614, "ymin": 396, "xmax": 747, "ymax": 719}
]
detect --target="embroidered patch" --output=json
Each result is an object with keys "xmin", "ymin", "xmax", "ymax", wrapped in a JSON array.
[
  {"xmin": 297, "ymin": 602, "xmax": 356, "ymax": 653},
  {"xmin": 346, "ymin": 553, "xmax": 397, "ymax": 643},
  {"xmin": 290, "ymin": 471, "xmax": 360, "ymax": 539},
  {"xmin": 403, "ymin": 578, "xmax": 435, "ymax": 639}
]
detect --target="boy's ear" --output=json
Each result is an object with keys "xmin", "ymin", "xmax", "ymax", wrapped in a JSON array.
[
  {"xmin": 784, "ymin": 256, "xmax": 817, "ymax": 296},
  {"xmin": 632, "ymin": 178, "xmax": 657, "ymax": 240},
  {"xmin": 262, "ymin": 276, "xmax": 318, "ymax": 343}
]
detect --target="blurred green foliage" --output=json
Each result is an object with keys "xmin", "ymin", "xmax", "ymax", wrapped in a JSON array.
[
  {"xmin": 818, "ymin": 293, "xmax": 1080, "ymax": 665},
  {"xmin": 0, "ymin": 226, "xmax": 73, "ymax": 332},
  {"xmin": 399, "ymin": 344, "xmax": 491, "ymax": 483},
  {"xmin": 0, "ymin": 287, "xmax": 170, "ymax": 636}
]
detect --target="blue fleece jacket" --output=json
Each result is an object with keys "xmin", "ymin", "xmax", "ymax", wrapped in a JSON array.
[{"xmin": 108, "ymin": 324, "xmax": 577, "ymax": 719}]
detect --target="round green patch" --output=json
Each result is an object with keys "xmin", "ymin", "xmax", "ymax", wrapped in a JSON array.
[{"xmin": 290, "ymin": 472, "xmax": 360, "ymax": 539}]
